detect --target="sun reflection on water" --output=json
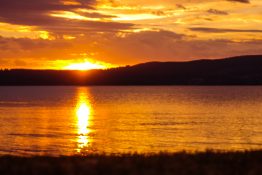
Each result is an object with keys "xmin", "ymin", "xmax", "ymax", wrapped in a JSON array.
[{"xmin": 75, "ymin": 88, "xmax": 93, "ymax": 153}]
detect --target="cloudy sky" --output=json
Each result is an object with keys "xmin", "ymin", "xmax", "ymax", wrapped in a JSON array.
[{"xmin": 0, "ymin": 0, "xmax": 261, "ymax": 69}]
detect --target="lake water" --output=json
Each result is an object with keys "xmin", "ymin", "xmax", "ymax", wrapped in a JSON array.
[{"xmin": 0, "ymin": 86, "xmax": 262, "ymax": 156}]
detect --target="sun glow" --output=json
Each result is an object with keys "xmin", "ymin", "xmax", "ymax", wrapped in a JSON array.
[{"xmin": 65, "ymin": 59, "xmax": 113, "ymax": 70}]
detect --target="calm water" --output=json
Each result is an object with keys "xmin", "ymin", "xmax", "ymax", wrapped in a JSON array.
[{"xmin": 0, "ymin": 86, "xmax": 262, "ymax": 156}]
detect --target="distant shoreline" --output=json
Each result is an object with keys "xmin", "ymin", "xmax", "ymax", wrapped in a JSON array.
[
  {"xmin": 1, "ymin": 150, "xmax": 261, "ymax": 175},
  {"xmin": 0, "ymin": 55, "xmax": 262, "ymax": 85},
  {"xmin": 7, "ymin": 84, "xmax": 261, "ymax": 86}
]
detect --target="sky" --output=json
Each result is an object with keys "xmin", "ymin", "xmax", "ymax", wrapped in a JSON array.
[{"xmin": 0, "ymin": 0, "xmax": 261, "ymax": 69}]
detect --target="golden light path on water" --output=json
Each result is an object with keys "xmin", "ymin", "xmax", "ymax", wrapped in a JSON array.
[{"xmin": 75, "ymin": 88, "xmax": 93, "ymax": 153}]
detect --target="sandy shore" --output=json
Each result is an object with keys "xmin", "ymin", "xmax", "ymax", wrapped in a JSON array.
[{"xmin": 0, "ymin": 150, "xmax": 261, "ymax": 175}]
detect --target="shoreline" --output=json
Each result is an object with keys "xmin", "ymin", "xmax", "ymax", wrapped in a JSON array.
[{"xmin": 1, "ymin": 150, "xmax": 261, "ymax": 175}]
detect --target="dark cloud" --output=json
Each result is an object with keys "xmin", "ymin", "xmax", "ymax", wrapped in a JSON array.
[
  {"xmin": 190, "ymin": 27, "xmax": 262, "ymax": 33},
  {"xmin": 152, "ymin": 10, "xmax": 167, "ymax": 16},
  {"xmin": 0, "ymin": 0, "xmax": 93, "ymax": 15},
  {"xmin": 176, "ymin": 4, "xmax": 186, "ymax": 9},
  {"xmin": 0, "ymin": 36, "xmax": 71, "ymax": 53},
  {"xmin": 227, "ymin": 0, "xmax": 250, "ymax": 3},
  {"xmin": 207, "ymin": 9, "xmax": 228, "ymax": 15},
  {"xmin": 77, "ymin": 12, "xmax": 116, "ymax": 19},
  {"xmin": 0, "ymin": 0, "xmax": 133, "ymax": 34},
  {"xmin": 42, "ymin": 20, "xmax": 133, "ymax": 35}
]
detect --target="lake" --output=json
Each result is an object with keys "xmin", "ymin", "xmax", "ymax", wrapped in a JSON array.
[{"xmin": 0, "ymin": 86, "xmax": 261, "ymax": 156}]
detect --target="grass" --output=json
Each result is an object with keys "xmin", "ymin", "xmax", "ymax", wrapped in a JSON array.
[{"xmin": 0, "ymin": 150, "xmax": 262, "ymax": 175}]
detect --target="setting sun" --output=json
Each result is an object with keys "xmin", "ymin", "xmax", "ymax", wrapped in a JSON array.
[{"xmin": 64, "ymin": 60, "xmax": 114, "ymax": 71}]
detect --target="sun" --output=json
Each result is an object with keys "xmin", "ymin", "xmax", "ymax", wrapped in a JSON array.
[{"xmin": 64, "ymin": 60, "xmax": 113, "ymax": 71}]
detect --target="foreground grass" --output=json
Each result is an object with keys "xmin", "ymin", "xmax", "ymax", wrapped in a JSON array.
[{"xmin": 0, "ymin": 151, "xmax": 262, "ymax": 175}]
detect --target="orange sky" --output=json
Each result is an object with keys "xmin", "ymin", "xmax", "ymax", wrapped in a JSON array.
[{"xmin": 0, "ymin": 0, "xmax": 261, "ymax": 69}]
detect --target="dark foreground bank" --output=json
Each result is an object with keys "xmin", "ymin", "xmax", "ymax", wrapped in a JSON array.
[{"xmin": 0, "ymin": 151, "xmax": 262, "ymax": 175}]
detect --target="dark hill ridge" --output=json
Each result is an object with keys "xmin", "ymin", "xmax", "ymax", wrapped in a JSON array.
[{"xmin": 0, "ymin": 55, "xmax": 262, "ymax": 85}]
